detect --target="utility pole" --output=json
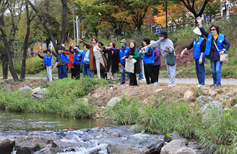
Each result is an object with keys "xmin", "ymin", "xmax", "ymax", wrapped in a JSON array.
[
  {"xmin": 76, "ymin": 16, "xmax": 80, "ymax": 46},
  {"xmin": 73, "ymin": 14, "xmax": 76, "ymax": 46},
  {"xmin": 166, "ymin": 0, "xmax": 168, "ymax": 30}
]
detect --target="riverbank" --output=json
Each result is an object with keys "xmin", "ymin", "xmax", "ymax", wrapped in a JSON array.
[{"xmin": 1, "ymin": 78, "xmax": 237, "ymax": 153}]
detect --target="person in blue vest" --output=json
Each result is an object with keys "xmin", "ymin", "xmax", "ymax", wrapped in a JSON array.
[
  {"xmin": 197, "ymin": 17, "xmax": 230, "ymax": 88},
  {"xmin": 106, "ymin": 39, "xmax": 130, "ymax": 85},
  {"xmin": 44, "ymin": 50, "xmax": 54, "ymax": 81},
  {"xmin": 141, "ymin": 38, "xmax": 158, "ymax": 85},
  {"xmin": 75, "ymin": 44, "xmax": 94, "ymax": 78},
  {"xmin": 72, "ymin": 46, "xmax": 82, "ymax": 80},
  {"xmin": 181, "ymin": 27, "xmax": 206, "ymax": 87},
  {"xmin": 55, "ymin": 49, "xmax": 69, "ymax": 79}
]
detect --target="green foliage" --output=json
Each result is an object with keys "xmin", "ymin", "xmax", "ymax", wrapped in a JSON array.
[
  {"xmin": 0, "ymin": 78, "xmax": 109, "ymax": 118},
  {"xmin": 14, "ymin": 56, "xmax": 44, "ymax": 74}
]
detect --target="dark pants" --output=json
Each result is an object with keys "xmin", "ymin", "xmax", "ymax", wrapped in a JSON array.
[
  {"xmin": 195, "ymin": 59, "xmax": 205, "ymax": 85},
  {"xmin": 71, "ymin": 68, "xmax": 75, "ymax": 79},
  {"xmin": 73, "ymin": 65, "xmax": 81, "ymax": 80},
  {"xmin": 129, "ymin": 73, "xmax": 137, "ymax": 86},
  {"xmin": 144, "ymin": 64, "xmax": 157, "ymax": 84},
  {"xmin": 152, "ymin": 65, "xmax": 160, "ymax": 83},
  {"xmin": 59, "ymin": 65, "xmax": 68, "ymax": 79},
  {"xmin": 100, "ymin": 69, "xmax": 107, "ymax": 79}
]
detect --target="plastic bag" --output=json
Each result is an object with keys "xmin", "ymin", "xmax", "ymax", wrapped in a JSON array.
[
  {"xmin": 125, "ymin": 58, "xmax": 137, "ymax": 73},
  {"xmin": 220, "ymin": 54, "xmax": 228, "ymax": 63}
]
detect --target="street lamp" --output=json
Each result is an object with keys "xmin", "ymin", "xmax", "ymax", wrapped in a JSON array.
[{"xmin": 69, "ymin": 15, "xmax": 76, "ymax": 46}]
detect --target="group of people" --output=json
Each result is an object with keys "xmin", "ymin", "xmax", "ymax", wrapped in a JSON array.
[{"xmin": 40, "ymin": 16, "xmax": 230, "ymax": 88}]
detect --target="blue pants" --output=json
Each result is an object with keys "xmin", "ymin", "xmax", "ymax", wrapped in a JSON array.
[
  {"xmin": 59, "ymin": 65, "xmax": 68, "ymax": 79},
  {"xmin": 195, "ymin": 59, "xmax": 205, "ymax": 85},
  {"xmin": 121, "ymin": 64, "xmax": 129, "ymax": 83},
  {"xmin": 83, "ymin": 64, "xmax": 94, "ymax": 78},
  {"xmin": 210, "ymin": 60, "xmax": 222, "ymax": 85},
  {"xmin": 139, "ymin": 71, "xmax": 143, "ymax": 79}
]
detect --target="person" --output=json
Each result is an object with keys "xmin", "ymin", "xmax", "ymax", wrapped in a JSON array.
[
  {"xmin": 138, "ymin": 43, "xmax": 144, "ymax": 80},
  {"xmin": 181, "ymin": 27, "xmax": 206, "ymax": 87},
  {"xmin": 62, "ymin": 44, "xmax": 76, "ymax": 79},
  {"xmin": 104, "ymin": 41, "xmax": 119, "ymax": 81},
  {"xmin": 78, "ymin": 38, "xmax": 107, "ymax": 79},
  {"xmin": 141, "ymin": 38, "xmax": 158, "ymax": 85},
  {"xmin": 150, "ymin": 40, "xmax": 161, "ymax": 83},
  {"xmin": 197, "ymin": 17, "xmax": 230, "ymax": 88},
  {"xmin": 43, "ymin": 50, "xmax": 54, "ymax": 81},
  {"xmin": 55, "ymin": 49, "xmax": 68, "ymax": 79},
  {"xmin": 72, "ymin": 46, "xmax": 82, "ymax": 79},
  {"xmin": 144, "ymin": 30, "xmax": 176, "ymax": 87},
  {"xmin": 124, "ymin": 40, "xmax": 140, "ymax": 86},
  {"xmin": 38, "ymin": 50, "xmax": 50, "ymax": 81},
  {"xmin": 107, "ymin": 39, "xmax": 130, "ymax": 85},
  {"xmin": 98, "ymin": 41, "xmax": 107, "ymax": 79}
]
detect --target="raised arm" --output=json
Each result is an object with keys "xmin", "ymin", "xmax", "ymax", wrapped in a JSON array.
[
  {"xmin": 74, "ymin": 47, "xmax": 84, "ymax": 54},
  {"xmin": 196, "ymin": 17, "xmax": 208, "ymax": 37},
  {"xmin": 79, "ymin": 39, "xmax": 93, "ymax": 48},
  {"xmin": 37, "ymin": 53, "xmax": 44, "ymax": 59},
  {"xmin": 52, "ymin": 51, "xmax": 57, "ymax": 57},
  {"xmin": 148, "ymin": 40, "xmax": 161, "ymax": 48}
]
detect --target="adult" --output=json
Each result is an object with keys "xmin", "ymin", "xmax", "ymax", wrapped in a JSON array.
[
  {"xmin": 55, "ymin": 49, "xmax": 68, "ymax": 79},
  {"xmin": 197, "ymin": 17, "xmax": 230, "ymax": 88},
  {"xmin": 142, "ymin": 38, "xmax": 158, "ymax": 85},
  {"xmin": 107, "ymin": 39, "xmax": 130, "ymax": 85},
  {"xmin": 98, "ymin": 41, "xmax": 107, "ymax": 79},
  {"xmin": 150, "ymin": 40, "xmax": 161, "ymax": 83},
  {"xmin": 181, "ymin": 27, "xmax": 206, "ymax": 87},
  {"xmin": 78, "ymin": 38, "xmax": 107, "ymax": 79},
  {"xmin": 72, "ymin": 46, "xmax": 82, "ymax": 79},
  {"xmin": 144, "ymin": 31, "xmax": 176, "ymax": 87},
  {"xmin": 62, "ymin": 45, "xmax": 75, "ymax": 79},
  {"xmin": 138, "ymin": 43, "xmax": 144, "ymax": 80},
  {"xmin": 43, "ymin": 50, "xmax": 54, "ymax": 81},
  {"xmin": 103, "ymin": 41, "xmax": 119, "ymax": 81},
  {"xmin": 124, "ymin": 40, "xmax": 140, "ymax": 86}
]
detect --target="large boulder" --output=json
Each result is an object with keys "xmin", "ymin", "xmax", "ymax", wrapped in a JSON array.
[
  {"xmin": 0, "ymin": 138, "xmax": 15, "ymax": 154},
  {"xmin": 149, "ymin": 140, "xmax": 164, "ymax": 154},
  {"xmin": 196, "ymin": 96, "xmax": 213, "ymax": 108},
  {"xmin": 164, "ymin": 133, "xmax": 188, "ymax": 145},
  {"xmin": 107, "ymin": 144, "xmax": 150, "ymax": 154},
  {"xmin": 3, "ymin": 84, "xmax": 12, "ymax": 90},
  {"xmin": 231, "ymin": 95, "xmax": 237, "ymax": 106},
  {"xmin": 31, "ymin": 87, "xmax": 48, "ymax": 100},
  {"xmin": 106, "ymin": 97, "xmax": 121, "ymax": 109},
  {"xmin": 19, "ymin": 86, "xmax": 32, "ymax": 92},
  {"xmin": 200, "ymin": 101, "xmax": 224, "ymax": 125},
  {"xmin": 161, "ymin": 140, "xmax": 196, "ymax": 154}
]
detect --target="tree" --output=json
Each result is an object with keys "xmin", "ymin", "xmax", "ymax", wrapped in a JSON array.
[
  {"xmin": 29, "ymin": 0, "xmax": 68, "ymax": 51},
  {"xmin": 20, "ymin": 0, "xmax": 36, "ymax": 79},
  {"xmin": 0, "ymin": 0, "xmax": 23, "ymax": 81}
]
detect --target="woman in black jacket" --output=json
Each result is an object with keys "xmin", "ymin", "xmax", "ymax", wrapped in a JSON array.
[{"xmin": 103, "ymin": 41, "xmax": 119, "ymax": 81}]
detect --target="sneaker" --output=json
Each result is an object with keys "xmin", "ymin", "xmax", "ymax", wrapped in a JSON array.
[
  {"xmin": 216, "ymin": 84, "xmax": 221, "ymax": 88},
  {"xmin": 153, "ymin": 82, "xmax": 158, "ymax": 86},
  {"xmin": 197, "ymin": 85, "xmax": 203, "ymax": 87},
  {"xmin": 210, "ymin": 84, "xmax": 216, "ymax": 87},
  {"xmin": 168, "ymin": 83, "xmax": 176, "ymax": 87},
  {"xmin": 120, "ymin": 82, "xmax": 125, "ymax": 85}
]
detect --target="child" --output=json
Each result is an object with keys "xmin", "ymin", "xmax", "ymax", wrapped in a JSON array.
[
  {"xmin": 44, "ymin": 50, "xmax": 54, "ymax": 81},
  {"xmin": 55, "ymin": 49, "xmax": 68, "ymax": 79}
]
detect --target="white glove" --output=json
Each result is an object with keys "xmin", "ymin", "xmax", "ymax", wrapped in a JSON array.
[
  {"xmin": 181, "ymin": 50, "xmax": 185, "ymax": 57},
  {"xmin": 199, "ymin": 58, "xmax": 203, "ymax": 64},
  {"xmin": 62, "ymin": 44, "xmax": 65, "ymax": 47}
]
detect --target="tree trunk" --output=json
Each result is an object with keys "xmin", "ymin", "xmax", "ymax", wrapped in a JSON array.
[{"xmin": 2, "ymin": 54, "xmax": 8, "ymax": 79}]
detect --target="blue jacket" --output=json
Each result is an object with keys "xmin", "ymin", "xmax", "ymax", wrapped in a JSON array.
[
  {"xmin": 44, "ymin": 55, "xmax": 53, "ymax": 66},
  {"xmin": 56, "ymin": 54, "xmax": 69, "ymax": 64},
  {"xmin": 143, "ymin": 47, "xmax": 154, "ymax": 64},
  {"xmin": 119, "ymin": 46, "xmax": 130, "ymax": 63},
  {"xmin": 193, "ymin": 37, "xmax": 205, "ymax": 59},
  {"xmin": 199, "ymin": 26, "xmax": 230, "ymax": 61},
  {"xmin": 82, "ymin": 50, "xmax": 90, "ymax": 64},
  {"xmin": 73, "ymin": 52, "xmax": 82, "ymax": 65}
]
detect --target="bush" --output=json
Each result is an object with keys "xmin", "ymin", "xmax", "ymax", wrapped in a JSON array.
[
  {"xmin": 14, "ymin": 56, "xmax": 44, "ymax": 74},
  {"xmin": 0, "ymin": 78, "xmax": 109, "ymax": 118}
]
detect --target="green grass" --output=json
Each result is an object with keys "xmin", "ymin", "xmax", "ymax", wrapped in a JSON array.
[
  {"xmin": 0, "ymin": 78, "xmax": 109, "ymax": 118},
  {"xmin": 105, "ymin": 96, "xmax": 237, "ymax": 154}
]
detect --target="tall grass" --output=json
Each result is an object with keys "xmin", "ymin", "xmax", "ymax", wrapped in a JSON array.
[{"xmin": 0, "ymin": 78, "xmax": 109, "ymax": 118}]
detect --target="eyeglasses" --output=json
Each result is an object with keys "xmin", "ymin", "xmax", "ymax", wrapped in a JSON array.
[{"xmin": 211, "ymin": 28, "xmax": 216, "ymax": 31}]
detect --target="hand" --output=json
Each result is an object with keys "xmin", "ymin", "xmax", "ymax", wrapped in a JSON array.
[
  {"xmin": 196, "ymin": 16, "xmax": 202, "ymax": 24},
  {"xmin": 78, "ymin": 39, "xmax": 82, "ymax": 42},
  {"xmin": 122, "ymin": 56, "xmax": 126, "ymax": 59},
  {"xmin": 129, "ymin": 55, "xmax": 133, "ymax": 59},
  {"xmin": 220, "ymin": 50, "xmax": 225, "ymax": 55},
  {"xmin": 102, "ymin": 52, "xmax": 104, "ymax": 55},
  {"xmin": 165, "ymin": 45, "xmax": 169, "ymax": 49},
  {"xmin": 199, "ymin": 58, "xmax": 203, "ymax": 64},
  {"xmin": 106, "ymin": 47, "xmax": 111, "ymax": 50},
  {"xmin": 181, "ymin": 48, "xmax": 187, "ymax": 57},
  {"xmin": 71, "ymin": 42, "xmax": 74, "ymax": 46},
  {"xmin": 51, "ymin": 66, "xmax": 53, "ymax": 69},
  {"xmin": 62, "ymin": 44, "xmax": 65, "ymax": 47}
]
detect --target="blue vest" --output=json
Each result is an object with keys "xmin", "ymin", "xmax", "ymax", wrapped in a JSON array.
[
  {"xmin": 82, "ymin": 50, "xmax": 90, "ymax": 64},
  {"xmin": 56, "ymin": 54, "xmax": 68, "ymax": 64},
  {"xmin": 119, "ymin": 46, "xmax": 130, "ymax": 63},
  {"xmin": 73, "ymin": 52, "xmax": 82, "ymax": 65},
  {"xmin": 44, "ymin": 55, "xmax": 53, "ymax": 66},
  {"xmin": 193, "ymin": 37, "xmax": 205, "ymax": 59},
  {"xmin": 143, "ymin": 47, "xmax": 154, "ymax": 64},
  {"xmin": 205, "ymin": 33, "xmax": 225, "ymax": 56}
]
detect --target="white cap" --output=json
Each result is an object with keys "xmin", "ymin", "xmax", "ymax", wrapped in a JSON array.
[{"xmin": 193, "ymin": 27, "xmax": 202, "ymax": 36}]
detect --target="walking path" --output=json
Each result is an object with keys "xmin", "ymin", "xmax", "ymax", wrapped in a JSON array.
[{"xmin": 1, "ymin": 77, "xmax": 237, "ymax": 85}]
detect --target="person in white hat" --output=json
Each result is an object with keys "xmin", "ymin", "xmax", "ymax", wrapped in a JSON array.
[{"xmin": 181, "ymin": 27, "xmax": 206, "ymax": 87}]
